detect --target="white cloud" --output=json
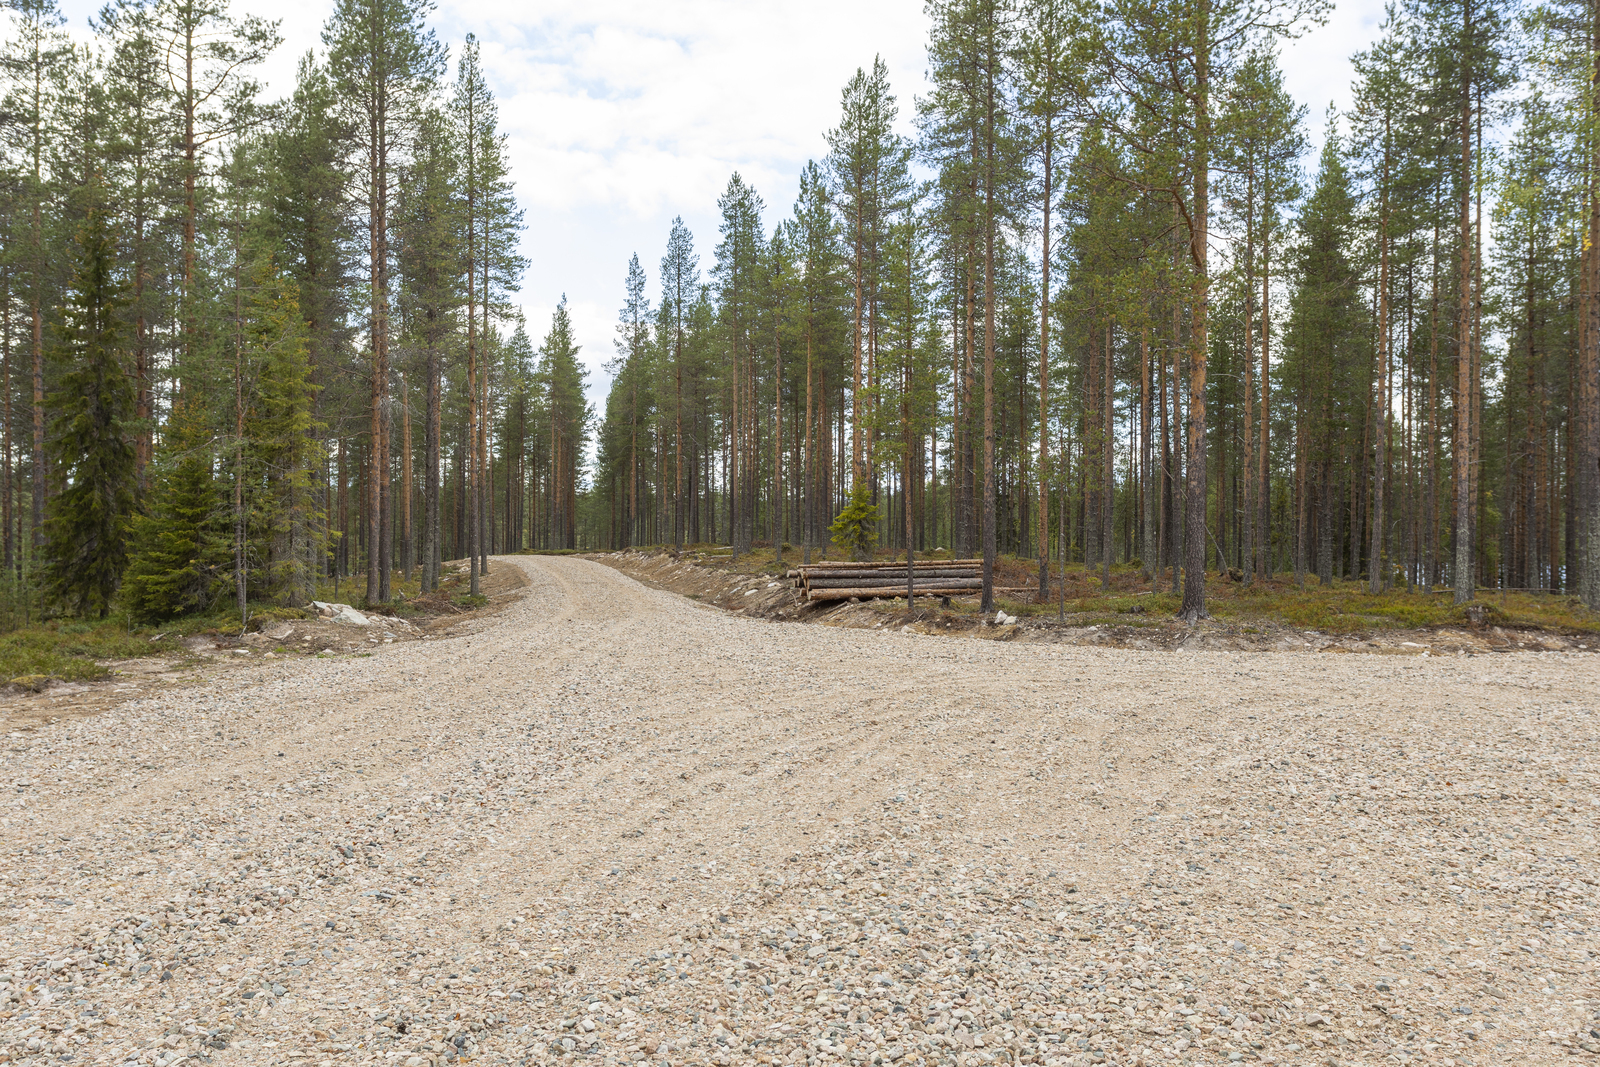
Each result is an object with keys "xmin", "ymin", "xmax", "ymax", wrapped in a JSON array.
[{"xmin": 433, "ymin": 0, "xmax": 933, "ymax": 402}]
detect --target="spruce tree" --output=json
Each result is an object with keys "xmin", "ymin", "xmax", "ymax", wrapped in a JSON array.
[
  {"xmin": 42, "ymin": 198, "xmax": 138, "ymax": 617},
  {"xmin": 122, "ymin": 401, "xmax": 228, "ymax": 621},
  {"xmin": 241, "ymin": 261, "xmax": 316, "ymax": 606}
]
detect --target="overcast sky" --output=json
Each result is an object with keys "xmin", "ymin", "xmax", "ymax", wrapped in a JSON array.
[{"xmin": 56, "ymin": 0, "xmax": 1388, "ymax": 409}]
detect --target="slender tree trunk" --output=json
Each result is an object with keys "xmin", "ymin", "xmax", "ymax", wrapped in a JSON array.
[
  {"xmin": 774, "ymin": 310, "xmax": 783, "ymax": 564},
  {"xmin": 963, "ymin": 238, "xmax": 977, "ymax": 557},
  {"xmin": 30, "ymin": 252, "xmax": 43, "ymax": 556},
  {"xmin": 1453, "ymin": 0, "xmax": 1476, "ymax": 604},
  {"xmin": 1260, "ymin": 219, "xmax": 1272, "ymax": 578},
  {"xmin": 1582, "ymin": 0, "xmax": 1600, "ymax": 606},
  {"xmin": 1370, "ymin": 134, "xmax": 1390, "ymax": 594},
  {"xmin": 367, "ymin": 94, "xmax": 393, "ymax": 605},
  {"xmin": 1141, "ymin": 326, "xmax": 1154, "ymax": 582},
  {"xmin": 424, "ymin": 333, "xmax": 440, "ymax": 591},
  {"xmin": 401, "ymin": 371, "xmax": 413, "ymax": 580},
  {"xmin": 233, "ymin": 217, "xmax": 247, "ymax": 624},
  {"xmin": 675, "ymin": 330, "xmax": 684, "ymax": 550},
  {"xmin": 1179, "ymin": 9, "xmax": 1211, "ymax": 622},
  {"xmin": 804, "ymin": 333, "xmax": 814, "ymax": 563},
  {"xmin": 1242, "ymin": 168, "xmax": 1256, "ymax": 584},
  {"xmin": 980, "ymin": 60, "xmax": 999, "ymax": 614},
  {"xmin": 1038, "ymin": 116, "xmax": 1053, "ymax": 596},
  {"xmin": 850, "ymin": 198, "xmax": 865, "ymax": 489},
  {"xmin": 479, "ymin": 260, "xmax": 492, "ymax": 566},
  {"xmin": 1102, "ymin": 320, "xmax": 1114, "ymax": 589},
  {"xmin": 2, "ymin": 285, "xmax": 12, "ymax": 577}
]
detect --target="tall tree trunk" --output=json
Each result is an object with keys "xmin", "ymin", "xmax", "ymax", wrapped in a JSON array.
[
  {"xmin": 2, "ymin": 284, "xmax": 12, "ymax": 577},
  {"xmin": 1260, "ymin": 220, "xmax": 1272, "ymax": 578},
  {"xmin": 368, "ymin": 97, "xmax": 393, "ymax": 605},
  {"xmin": 424, "ymin": 332, "xmax": 440, "ymax": 592},
  {"xmin": 402, "ymin": 371, "xmax": 413, "ymax": 580},
  {"xmin": 774, "ymin": 311, "xmax": 783, "ymax": 564},
  {"xmin": 1038, "ymin": 124, "xmax": 1053, "ymax": 597},
  {"xmin": 1241, "ymin": 167, "xmax": 1256, "ymax": 584},
  {"xmin": 233, "ymin": 217, "xmax": 247, "ymax": 624},
  {"xmin": 1370, "ymin": 132, "xmax": 1390, "ymax": 594},
  {"xmin": 1452, "ymin": 0, "xmax": 1476, "ymax": 604},
  {"xmin": 850, "ymin": 198, "xmax": 865, "ymax": 489},
  {"xmin": 1582, "ymin": 0, "xmax": 1600, "ymax": 606},
  {"xmin": 804, "ymin": 334, "xmax": 814, "ymax": 563},
  {"xmin": 1179, "ymin": 6, "xmax": 1211, "ymax": 622},
  {"xmin": 980, "ymin": 59, "xmax": 999, "ymax": 614},
  {"xmin": 1102, "ymin": 320, "xmax": 1114, "ymax": 589},
  {"xmin": 1141, "ymin": 326, "xmax": 1154, "ymax": 582}
]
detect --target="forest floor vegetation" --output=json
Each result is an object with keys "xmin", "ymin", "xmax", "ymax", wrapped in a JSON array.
[
  {"xmin": 0, "ymin": 558, "xmax": 528, "ymax": 718},
  {"xmin": 595, "ymin": 545, "xmax": 1600, "ymax": 655}
]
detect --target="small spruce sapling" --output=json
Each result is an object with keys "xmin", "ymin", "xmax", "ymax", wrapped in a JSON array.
[{"xmin": 828, "ymin": 483, "xmax": 880, "ymax": 561}]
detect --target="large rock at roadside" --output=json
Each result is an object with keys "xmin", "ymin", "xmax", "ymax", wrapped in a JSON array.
[{"xmin": 311, "ymin": 601, "xmax": 371, "ymax": 627}]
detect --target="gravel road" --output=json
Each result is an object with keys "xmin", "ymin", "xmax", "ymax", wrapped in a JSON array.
[{"xmin": 1, "ymin": 555, "xmax": 1596, "ymax": 1067}]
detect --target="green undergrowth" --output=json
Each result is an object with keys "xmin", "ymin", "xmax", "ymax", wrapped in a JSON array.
[
  {"xmin": 0, "ymin": 617, "xmax": 184, "ymax": 689},
  {"xmin": 629, "ymin": 544, "xmax": 1600, "ymax": 635},
  {"xmin": 0, "ymin": 569, "xmax": 444, "ymax": 690}
]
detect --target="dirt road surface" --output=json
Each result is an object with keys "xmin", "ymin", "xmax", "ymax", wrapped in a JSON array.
[{"xmin": 1, "ymin": 556, "xmax": 1595, "ymax": 1067}]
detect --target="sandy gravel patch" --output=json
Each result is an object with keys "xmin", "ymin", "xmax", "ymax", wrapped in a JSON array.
[{"xmin": 0, "ymin": 555, "xmax": 1594, "ymax": 1067}]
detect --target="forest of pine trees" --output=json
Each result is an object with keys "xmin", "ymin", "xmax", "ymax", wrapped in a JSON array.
[
  {"xmin": 4, "ymin": 0, "xmax": 1600, "ymax": 625},
  {"xmin": 591, "ymin": 0, "xmax": 1600, "ymax": 617},
  {"xmin": 0, "ymin": 0, "xmax": 602, "ymax": 624}
]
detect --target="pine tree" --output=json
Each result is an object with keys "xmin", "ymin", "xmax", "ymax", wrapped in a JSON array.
[
  {"xmin": 150, "ymin": 0, "xmax": 279, "ymax": 389},
  {"xmin": 42, "ymin": 196, "xmax": 138, "ymax": 617},
  {"xmin": 786, "ymin": 164, "xmax": 847, "ymax": 562},
  {"xmin": 1016, "ymin": 0, "xmax": 1086, "ymax": 595},
  {"xmin": 608, "ymin": 254, "xmax": 651, "ymax": 548},
  {"xmin": 325, "ymin": 0, "xmax": 443, "ymax": 604},
  {"xmin": 713, "ymin": 173, "xmax": 768, "ymax": 555},
  {"xmin": 659, "ymin": 220, "xmax": 699, "ymax": 550},
  {"xmin": 1282, "ymin": 130, "xmax": 1369, "ymax": 586},
  {"xmin": 537, "ymin": 299, "xmax": 588, "ymax": 550},
  {"xmin": 826, "ymin": 57, "xmax": 910, "ymax": 496},
  {"xmin": 266, "ymin": 56, "xmax": 354, "ymax": 592},
  {"xmin": 1218, "ymin": 47, "xmax": 1305, "ymax": 583},
  {"xmin": 1094, "ymin": 0, "xmax": 1328, "ymax": 619},
  {"xmin": 396, "ymin": 104, "xmax": 461, "ymax": 592},
  {"xmin": 1, "ymin": 0, "xmax": 70, "ymax": 559},
  {"xmin": 923, "ymin": 0, "xmax": 1018, "ymax": 613},
  {"xmin": 98, "ymin": 0, "xmax": 182, "ymax": 482}
]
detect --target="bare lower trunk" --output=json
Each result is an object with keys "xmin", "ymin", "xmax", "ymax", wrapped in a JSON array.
[{"xmin": 1452, "ymin": 0, "xmax": 1476, "ymax": 605}]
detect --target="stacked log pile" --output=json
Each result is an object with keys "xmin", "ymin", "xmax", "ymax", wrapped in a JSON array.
[{"xmin": 790, "ymin": 560, "xmax": 983, "ymax": 602}]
